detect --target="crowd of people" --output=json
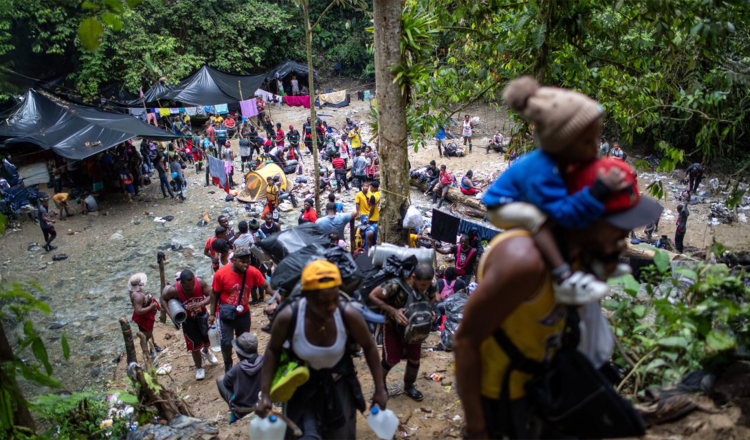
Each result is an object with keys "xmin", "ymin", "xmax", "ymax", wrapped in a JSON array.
[{"xmin": 116, "ymin": 76, "xmax": 691, "ymax": 440}]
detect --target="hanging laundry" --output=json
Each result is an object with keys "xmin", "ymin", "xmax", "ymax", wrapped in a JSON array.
[
  {"xmin": 364, "ymin": 90, "xmax": 371, "ymax": 101},
  {"xmin": 240, "ymin": 98, "xmax": 258, "ymax": 118},
  {"xmin": 159, "ymin": 108, "xmax": 171, "ymax": 117},
  {"xmin": 214, "ymin": 103, "xmax": 229, "ymax": 114},
  {"xmin": 129, "ymin": 108, "xmax": 146, "ymax": 116},
  {"xmin": 431, "ymin": 209, "xmax": 460, "ymax": 244},
  {"xmin": 283, "ymin": 95, "xmax": 310, "ymax": 109},
  {"xmin": 169, "ymin": 108, "xmax": 180, "ymax": 114},
  {"xmin": 196, "ymin": 106, "xmax": 206, "ymax": 115},
  {"xmin": 185, "ymin": 107, "xmax": 198, "ymax": 116},
  {"xmin": 255, "ymin": 89, "xmax": 274, "ymax": 102},
  {"xmin": 204, "ymin": 105, "xmax": 213, "ymax": 114},
  {"xmin": 318, "ymin": 90, "xmax": 347, "ymax": 105},
  {"xmin": 179, "ymin": 107, "xmax": 186, "ymax": 113},
  {"xmin": 208, "ymin": 156, "xmax": 229, "ymax": 193}
]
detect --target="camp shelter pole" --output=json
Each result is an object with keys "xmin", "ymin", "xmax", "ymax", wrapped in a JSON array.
[{"xmin": 302, "ymin": 0, "xmax": 321, "ymax": 213}]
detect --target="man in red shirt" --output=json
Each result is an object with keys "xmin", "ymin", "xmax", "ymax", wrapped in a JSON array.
[
  {"xmin": 160, "ymin": 269, "xmax": 218, "ymax": 380},
  {"xmin": 300, "ymin": 198, "xmax": 318, "ymax": 224},
  {"xmin": 209, "ymin": 247, "xmax": 274, "ymax": 372},
  {"xmin": 331, "ymin": 153, "xmax": 350, "ymax": 192},
  {"xmin": 275, "ymin": 122, "xmax": 285, "ymax": 148},
  {"xmin": 204, "ymin": 226, "xmax": 227, "ymax": 272}
]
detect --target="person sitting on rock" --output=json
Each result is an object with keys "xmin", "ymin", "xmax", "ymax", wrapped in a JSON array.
[{"xmin": 460, "ymin": 170, "xmax": 478, "ymax": 196}]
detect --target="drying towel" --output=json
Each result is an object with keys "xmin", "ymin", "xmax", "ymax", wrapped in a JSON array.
[
  {"xmin": 208, "ymin": 156, "xmax": 229, "ymax": 193},
  {"xmin": 170, "ymin": 107, "xmax": 180, "ymax": 115},
  {"xmin": 431, "ymin": 209, "xmax": 460, "ymax": 244},
  {"xmin": 129, "ymin": 108, "xmax": 146, "ymax": 116},
  {"xmin": 255, "ymin": 89, "xmax": 274, "ymax": 102},
  {"xmin": 215, "ymin": 103, "xmax": 229, "ymax": 114},
  {"xmin": 240, "ymin": 98, "xmax": 259, "ymax": 118},
  {"xmin": 159, "ymin": 108, "xmax": 171, "ymax": 117},
  {"xmin": 185, "ymin": 107, "xmax": 198, "ymax": 116},
  {"xmin": 146, "ymin": 113, "xmax": 157, "ymax": 126},
  {"xmin": 283, "ymin": 95, "xmax": 310, "ymax": 109},
  {"xmin": 458, "ymin": 219, "xmax": 500, "ymax": 242},
  {"xmin": 364, "ymin": 90, "xmax": 371, "ymax": 101},
  {"xmin": 318, "ymin": 90, "xmax": 347, "ymax": 105},
  {"xmin": 179, "ymin": 107, "xmax": 186, "ymax": 113},
  {"xmin": 204, "ymin": 105, "xmax": 214, "ymax": 114}
]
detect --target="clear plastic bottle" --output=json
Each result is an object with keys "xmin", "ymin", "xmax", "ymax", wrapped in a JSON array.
[
  {"xmin": 367, "ymin": 406, "xmax": 399, "ymax": 439},
  {"xmin": 249, "ymin": 414, "xmax": 287, "ymax": 440},
  {"xmin": 207, "ymin": 325, "xmax": 221, "ymax": 353}
]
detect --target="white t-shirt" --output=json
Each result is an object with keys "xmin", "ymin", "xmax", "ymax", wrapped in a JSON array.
[
  {"xmin": 291, "ymin": 79, "xmax": 299, "ymax": 91},
  {"xmin": 462, "ymin": 121, "xmax": 473, "ymax": 137}
]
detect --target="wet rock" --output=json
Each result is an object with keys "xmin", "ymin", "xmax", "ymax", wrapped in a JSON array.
[
  {"xmin": 109, "ymin": 231, "xmax": 124, "ymax": 241},
  {"xmin": 27, "ymin": 243, "xmax": 42, "ymax": 252},
  {"xmin": 90, "ymin": 367, "xmax": 101, "ymax": 377},
  {"xmin": 127, "ymin": 416, "xmax": 219, "ymax": 440},
  {"xmin": 49, "ymin": 321, "xmax": 67, "ymax": 330},
  {"xmin": 83, "ymin": 315, "xmax": 98, "ymax": 321},
  {"xmin": 52, "ymin": 254, "xmax": 68, "ymax": 261},
  {"xmin": 83, "ymin": 335, "xmax": 94, "ymax": 343}
]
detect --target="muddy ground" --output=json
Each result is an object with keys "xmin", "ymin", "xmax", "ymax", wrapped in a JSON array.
[{"xmin": 2, "ymin": 87, "xmax": 750, "ymax": 438}]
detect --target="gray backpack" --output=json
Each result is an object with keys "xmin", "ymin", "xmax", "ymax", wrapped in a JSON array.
[{"xmin": 395, "ymin": 279, "xmax": 433, "ymax": 344}]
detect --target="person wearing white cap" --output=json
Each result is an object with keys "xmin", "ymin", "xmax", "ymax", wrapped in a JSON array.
[{"xmin": 128, "ymin": 273, "xmax": 162, "ymax": 354}]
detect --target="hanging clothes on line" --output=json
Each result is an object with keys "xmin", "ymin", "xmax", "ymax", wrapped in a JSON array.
[
  {"xmin": 208, "ymin": 156, "xmax": 229, "ymax": 193},
  {"xmin": 185, "ymin": 107, "xmax": 198, "ymax": 116},
  {"xmin": 159, "ymin": 108, "xmax": 171, "ymax": 117},
  {"xmin": 283, "ymin": 95, "xmax": 310, "ymax": 108},
  {"xmin": 214, "ymin": 103, "xmax": 229, "ymax": 114},
  {"xmin": 240, "ymin": 98, "xmax": 258, "ymax": 118}
]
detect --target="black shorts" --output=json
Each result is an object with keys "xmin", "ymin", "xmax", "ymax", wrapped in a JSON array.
[
  {"xmin": 182, "ymin": 313, "xmax": 210, "ymax": 352},
  {"xmin": 241, "ymin": 155, "xmax": 250, "ymax": 162}
]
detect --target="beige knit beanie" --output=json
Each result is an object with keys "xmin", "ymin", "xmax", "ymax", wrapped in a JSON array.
[{"xmin": 503, "ymin": 76, "xmax": 602, "ymax": 153}]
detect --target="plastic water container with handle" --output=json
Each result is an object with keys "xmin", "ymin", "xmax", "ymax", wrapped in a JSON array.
[
  {"xmin": 367, "ymin": 406, "xmax": 399, "ymax": 439},
  {"xmin": 249, "ymin": 414, "xmax": 287, "ymax": 440},
  {"xmin": 207, "ymin": 325, "xmax": 221, "ymax": 353}
]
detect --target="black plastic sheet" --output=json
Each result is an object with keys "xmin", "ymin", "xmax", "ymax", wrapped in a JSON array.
[
  {"xmin": 258, "ymin": 222, "xmax": 329, "ymax": 262},
  {"xmin": 0, "ymin": 89, "xmax": 180, "ymax": 160}
]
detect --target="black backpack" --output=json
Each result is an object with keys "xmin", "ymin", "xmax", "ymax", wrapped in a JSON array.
[
  {"xmin": 493, "ymin": 306, "xmax": 646, "ymax": 438},
  {"xmin": 395, "ymin": 278, "xmax": 433, "ymax": 344}
]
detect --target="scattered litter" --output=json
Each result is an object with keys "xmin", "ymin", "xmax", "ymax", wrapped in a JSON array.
[
  {"xmin": 156, "ymin": 364, "xmax": 172, "ymax": 375},
  {"xmin": 225, "ymin": 194, "xmax": 234, "ymax": 202},
  {"xmin": 163, "ymin": 215, "xmax": 175, "ymax": 222},
  {"xmin": 443, "ymin": 385, "xmax": 452, "ymax": 393},
  {"xmin": 52, "ymin": 253, "xmax": 68, "ymax": 261},
  {"xmin": 429, "ymin": 373, "xmax": 442, "ymax": 382},
  {"xmin": 452, "ymin": 414, "xmax": 461, "ymax": 422},
  {"xmin": 154, "ymin": 217, "xmax": 167, "ymax": 223}
]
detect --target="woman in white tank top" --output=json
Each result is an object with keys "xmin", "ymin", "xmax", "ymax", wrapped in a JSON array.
[{"xmin": 256, "ymin": 260, "xmax": 387, "ymax": 439}]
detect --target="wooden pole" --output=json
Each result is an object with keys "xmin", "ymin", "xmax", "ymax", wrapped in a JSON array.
[
  {"xmin": 302, "ymin": 0, "xmax": 322, "ymax": 214},
  {"xmin": 119, "ymin": 317, "xmax": 138, "ymax": 365},
  {"xmin": 158, "ymin": 252, "xmax": 167, "ymax": 323}
]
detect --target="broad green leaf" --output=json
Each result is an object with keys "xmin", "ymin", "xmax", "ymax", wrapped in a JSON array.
[
  {"xmin": 673, "ymin": 267, "xmax": 697, "ymax": 281},
  {"xmin": 632, "ymin": 305, "xmax": 647, "ymax": 319},
  {"xmin": 101, "ymin": 12, "xmax": 123, "ymax": 31},
  {"xmin": 658, "ymin": 336, "xmax": 688, "ymax": 349},
  {"xmin": 609, "ymin": 274, "xmax": 640, "ymax": 297},
  {"xmin": 706, "ymin": 330, "xmax": 736, "ymax": 351},
  {"xmin": 0, "ymin": 213, "xmax": 6, "ymax": 234},
  {"xmin": 32, "ymin": 337, "xmax": 53, "ymax": 375},
  {"xmin": 78, "ymin": 17, "xmax": 104, "ymax": 51},
  {"xmin": 82, "ymin": 1, "xmax": 98, "ymax": 10},
  {"xmin": 19, "ymin": 363, "xmax": 61, "ymax": 388},
  {"xmin": 61, "ymin": 333, "xmax": 70, "ymax": 361},
  {"xmin": 644, "ymin": 358, "xmax": 667, "ymax": 373},
  {"xmin": 103, "ymin": 0, "xmax": 125, "ymax": 14},
  {"xmin": 118, "ymin": 393, "xmax": 139, "ymax": 404},
  {"xmin": 654, "ymin": 250, "xmax": 670, "ymax": 274},
  {"xmin": 532, "ymin": 23, "xmax": 547, "ymax": 48}
]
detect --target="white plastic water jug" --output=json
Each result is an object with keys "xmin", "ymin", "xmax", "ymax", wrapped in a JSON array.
[
  {"xmin": 367, "ymin": 406, "xmax": 399, "ymax": 439},
  {"xmin": 249, "ymin": 414, "xmax": 287, "ymax": 440},
  {"xmin": 207, "ymin": 325, "xmax": 221, "ymax": 353}
]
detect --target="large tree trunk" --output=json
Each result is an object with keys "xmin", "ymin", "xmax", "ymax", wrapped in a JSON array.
[
  {"xmin": 302, "ymin": 0, "xmax": 321, "ymax": 213},
  {"xmin": 0, "ymin": 321, "xmax": 36, "ymax": 431},
  {"xmin": 373, "ymin": 0, "xmax": 409, "ymax": 245}
]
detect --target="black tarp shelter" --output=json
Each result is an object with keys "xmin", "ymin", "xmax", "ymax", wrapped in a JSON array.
[
  {"xmin": 0, "ymin": 89, "xmax": 179, "ymax": 160},
  {"xmin": 127, "ymin": 66, "xmax": 265, "ymax": 107},
  {"xmin": 265, "ymin": 60, "xmax": 317, "ymax": 95}
]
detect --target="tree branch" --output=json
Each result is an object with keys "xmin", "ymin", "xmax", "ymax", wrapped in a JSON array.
[
  {"xmin": 312, "ymin": 0, "xmax": 338, "ymax": 30},
  {"xmin": 447, "ymin": 80, "xmax": 504, "ymax": 119}
]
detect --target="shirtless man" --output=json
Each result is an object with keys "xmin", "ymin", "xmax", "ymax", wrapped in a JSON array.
[{"xmin": 128, "ymin": 273, "xmax": 161, "ymax": 354}]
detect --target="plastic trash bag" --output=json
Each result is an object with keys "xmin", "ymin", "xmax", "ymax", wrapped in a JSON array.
[
  {"xmin": 323, "ymin": 246, "xmax": 363, "ymax": 293},
  {"xmin": 270, "ymin": 244, "xmax": 326, "ymax": 292},
  {"xmin": 439, "ymin": 292, "xmax": 468, "ymax": 351},
  {"xmin": 402, "ymin": 205, "xmax": 423, "ymax": 229},
  {"xmin": 258, "ymin": 223, "xmax": 329, "ymax": 262}
]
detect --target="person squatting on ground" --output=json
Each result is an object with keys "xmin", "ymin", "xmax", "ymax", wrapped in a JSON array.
[
  {"xmin": 160, "ymin": 270, "xmax": 219, "ymax": 380},
  {"xmin": 369, "ymin": 264, "xmax": 437, "ymax": 402},
  {"xmin": 256, "ymin": 260, "xmax": 387, "ymax": 439},
  {"xmin": 209, "ymin": 247, "xmax": 274, "ymax": 372},
  {"xmin": 686, "ymin": 163, "xmax": 705, "ymax": 194},
  {"xmin": 482, "ymin": 76, "xmax": 630, "ymax": 305},
  {"xmin": 128, "ymin": 273, "xmax": 161, "ymax": 355},
  {"xmin": 454, "ymin": 156, "xmax": 661, "ymax": 439}
]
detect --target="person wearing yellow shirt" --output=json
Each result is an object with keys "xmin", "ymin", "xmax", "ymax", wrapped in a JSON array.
[
  {"xmin": 368, "ymin": 180, "xmax": 381, "ymax": 224},
  {"xmin": 354, "ymin": 181, "xmax": 371, "ymax": 223},
  {"xmin": 348, "ymin": 125, "xmax": 361, "ymax": 151},
  {"xmin": 210, "ymin": 114, "xmax": 224, "ymax": 126},
  {"xmin": 52, "ymin": 192, "xmax": 72, "ymax": 220}
]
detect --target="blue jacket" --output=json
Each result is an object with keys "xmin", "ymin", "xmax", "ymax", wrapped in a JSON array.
[{"xmin": 481, "ymin": 150, "xmax": 604, "ymax": 229}]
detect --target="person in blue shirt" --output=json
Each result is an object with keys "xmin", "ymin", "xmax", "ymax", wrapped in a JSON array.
[
  {"xmin": 315, "ymin": 202, "xmax": 358, "ymax": 240},
  {"xmin": 482, "ymin": 76, "xmax": 628, "ymax": 304},
  {"xmin": 328, "ymin": 192, "xmax": 344, "ymax": 213},
  {"xmin": 435, "ymin": 125, "xmax": 446, "ymax": 158}
]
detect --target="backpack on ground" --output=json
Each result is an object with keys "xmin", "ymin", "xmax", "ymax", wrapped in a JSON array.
[{"xmin": 395, "ymin": 278, "xmax": 433, "ymax": 344}]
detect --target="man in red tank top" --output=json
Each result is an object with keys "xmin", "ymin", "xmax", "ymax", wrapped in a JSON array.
[{"xmin": 160, "ymin": 269, "xmax": 218, "ymax": 380}]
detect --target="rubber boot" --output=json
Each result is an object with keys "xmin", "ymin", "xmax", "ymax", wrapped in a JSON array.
[
  {"xmin": 438, "ymin": 196, "xmax": 445, "ymax": 208},
  {"xmin": 404, "ymin": 361, "xmax": 424, "ymax": 401},
  {"xmin": 221, "ymin": 345, "xmax": 233, "ymax": 373},
  {"xmin": 432, "ymin": 191, "xmax": 438, "ymax": 204},
  {"xmin": 469, "ymin": 143, "xmax": 473, "ymax": 153}
]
